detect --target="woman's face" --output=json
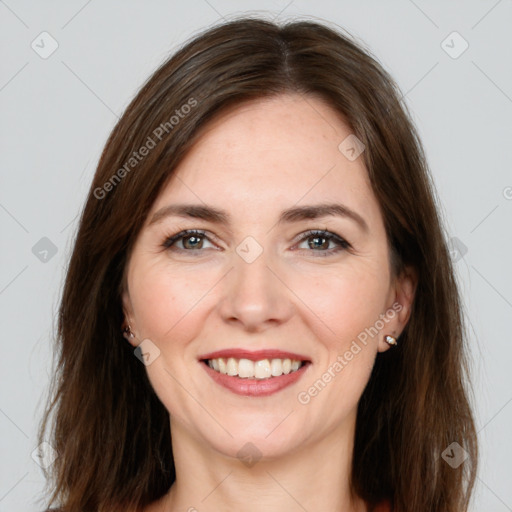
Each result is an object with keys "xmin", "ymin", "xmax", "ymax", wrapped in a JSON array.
[{"xmin": 122, "ymin": 93, "xmax": 414, "ymax": 459}]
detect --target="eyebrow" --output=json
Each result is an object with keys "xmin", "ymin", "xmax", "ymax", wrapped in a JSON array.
[{"xmin": 148, "ymin": 202, "xmax": 369, "ymax": 233}]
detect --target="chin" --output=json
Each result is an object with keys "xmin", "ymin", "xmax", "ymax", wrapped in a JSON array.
[{"xmin": 207, "ymin": 416, "xmax": 305, "ymax": 461}]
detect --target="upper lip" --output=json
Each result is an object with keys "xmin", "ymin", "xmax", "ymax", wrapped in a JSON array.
[{"xmin": 199, "ymin": 348, "xmax": 311, "ymax": 362}]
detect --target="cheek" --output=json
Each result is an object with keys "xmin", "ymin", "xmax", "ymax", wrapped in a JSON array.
[
  {"xmin": 291, "ymin": 261, "xmax": 389, "ymax": 345},
  {"xmin": 294, "ymin": 269, "xmax": 386, "ymax": 420},
  {"xmin": 128, "ymin": 263, "xmax": 215, "ymax": 420},
  {"xmin": 129, "ymin": 260, "xmax": 212, "ymax": 343}
]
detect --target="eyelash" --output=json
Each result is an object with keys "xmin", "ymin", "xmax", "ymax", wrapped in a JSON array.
[{"xmin": 161, "ymin": 229, "xmax": 351, "ymax": 256}]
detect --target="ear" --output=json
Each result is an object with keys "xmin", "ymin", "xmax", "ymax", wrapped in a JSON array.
[
  {"xmin": 121, "ymin": 281, "xmax": 138, "ymax": 348},
  {"xmin": 378, "ymin": 265, "xmax": 418, "ymax": 353}
]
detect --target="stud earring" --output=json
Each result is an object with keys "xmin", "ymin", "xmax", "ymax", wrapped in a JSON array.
[
  {"xmin": 384, "ymin": 334, "xmax": 397, "ymax": 346},
  {"xmin": 122, "ymin": 324, "xmax": 135, "ymax": 341}
]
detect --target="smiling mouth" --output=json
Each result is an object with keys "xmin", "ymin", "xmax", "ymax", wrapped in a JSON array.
[{"xmin": 201, "ymin": 357, "xmax": 308, "ymax": 379}]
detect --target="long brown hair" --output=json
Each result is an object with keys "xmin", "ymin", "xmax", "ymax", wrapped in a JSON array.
[{"xmin": 38, "ymin": 15, "xmax": 478, "ymax": 512}]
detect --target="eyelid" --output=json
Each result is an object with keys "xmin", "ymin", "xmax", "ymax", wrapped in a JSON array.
[
  {"xmin": 162, "ymin": 229, "xmax": 219, "ymax": 250},
  {"xmin": 162, "ymin": 227, "xmax": 351, "ymax": 255},
  {"xmin": 292, "ymin": 229, "xmax": 351, "ymax": 251}
]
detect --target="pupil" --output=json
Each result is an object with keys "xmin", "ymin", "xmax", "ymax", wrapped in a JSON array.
[
  {"xmin": 185, "ymin": 235, "xmax": 202, "ymax": 249},
  {"xmin": 309, "ymin": 236, "xmax": 327, "ymax": 250}
]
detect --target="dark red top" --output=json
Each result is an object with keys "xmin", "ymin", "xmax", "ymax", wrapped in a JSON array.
[{"xmin": 373, "ymin": 499, "xmax": 392, "ymax": 512}]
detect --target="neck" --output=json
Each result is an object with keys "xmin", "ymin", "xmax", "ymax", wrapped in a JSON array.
[{"xmin": 163, "ymin": 409, "xmax": 367, "ymax": 512}]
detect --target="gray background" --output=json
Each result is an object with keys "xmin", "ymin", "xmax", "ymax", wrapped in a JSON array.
[{"xmin": 1, "ymin": 1, "xmax": 511, "ymax": 510}]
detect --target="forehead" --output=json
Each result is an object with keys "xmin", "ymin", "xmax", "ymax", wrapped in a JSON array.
[{"xmin": 150, "ymin": 94, "xmax": 381, "ymax": 230}]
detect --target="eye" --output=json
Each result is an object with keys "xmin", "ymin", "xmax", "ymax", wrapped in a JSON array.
[
  {"xmin": 161, "ymin": 228, "xmax": 351, "ymax": 256},
  {"xmin": 294, "ymin": 229, "xmax": 351, "ymax": 256},
  {"xmin": 162, "ymin": 229, "xmax": 216, "ymax": 253}
]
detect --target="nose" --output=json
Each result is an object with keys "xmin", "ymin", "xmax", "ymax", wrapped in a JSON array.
[{"xmin": 217, "ymin": 248, "xmax": 294, "ymax": 333}]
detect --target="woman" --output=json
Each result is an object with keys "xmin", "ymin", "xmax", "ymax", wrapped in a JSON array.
[{"xmin": 38, "ymin": 16, "xmax": 478, "ymax": 512}]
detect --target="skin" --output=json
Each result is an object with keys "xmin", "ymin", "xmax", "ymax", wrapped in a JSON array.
[{"xmin": 122, "ymin": 93, "xmax": 416, "ymax": 512}]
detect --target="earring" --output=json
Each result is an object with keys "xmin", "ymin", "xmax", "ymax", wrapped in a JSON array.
[
  {"xmin": 122, "ymin": 324, "xmax": 135, "ymax": 341},
  {"xmin": 384, "ymin": 334, "xmax": 397, "ymax": 346}
]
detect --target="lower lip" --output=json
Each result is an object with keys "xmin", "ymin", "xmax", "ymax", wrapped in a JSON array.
[{"xmin": 201, "ymin": 360, "xmax": 311, "ymax": 397}]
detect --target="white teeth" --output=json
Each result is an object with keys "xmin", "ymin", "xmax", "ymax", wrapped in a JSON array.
[
  {"xmin": 206, "ymin": 357, "xmax": 305, "ymax": 379},
  {"xmin": 270, "ymin": 358, "xmax": 282, "ymax": 376},
  {"xmin": 238, "ymin": 358, "xmax": 254, "ymax": 378},
  {"xmin": 226, "ymin": 357, "xmax": 238, "ymax": 376},
  {"xmin": 254, "ymin": 359, "xmax": 271, "ymax": 379}
]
